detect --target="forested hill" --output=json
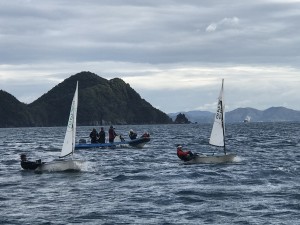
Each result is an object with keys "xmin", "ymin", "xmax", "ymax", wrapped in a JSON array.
[
  {"xmin": 0, "ymin": 90, "xmax": 33, "ymax": 127},
  {"xmin": 0, "ymin": 71, "xmax": 172, "ymax": 127}
]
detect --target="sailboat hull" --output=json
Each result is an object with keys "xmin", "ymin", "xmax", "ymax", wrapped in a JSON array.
[
  {"xmin": 184, "ymin": 153, "xmax": 236, "ymax": 164},
  {"xmin": 35, "ymin": 159, "xmax": 84, "ymax": 172}
]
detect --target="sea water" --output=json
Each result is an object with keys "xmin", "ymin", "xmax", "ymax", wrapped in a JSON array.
[{"xmin": 0, "ymin": 123, "xmax": 300, "ymax": 224}]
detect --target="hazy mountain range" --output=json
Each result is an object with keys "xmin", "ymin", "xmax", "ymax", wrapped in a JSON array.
[{"xmin": 168, "ymin": 107, "xmax": 300, "ymax": 123}]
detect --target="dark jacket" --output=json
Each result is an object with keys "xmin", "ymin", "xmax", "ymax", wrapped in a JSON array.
[
  {"xmin": 90, "ymin": 129, "xmax": 98, "ymax": 143},
  {"xmin": 129, "ymin": 131, "xmax": 137, "ymax": 140},
  {"xmin": 98, "ymin": 130, "xmax": 106, "ymax": 143}
]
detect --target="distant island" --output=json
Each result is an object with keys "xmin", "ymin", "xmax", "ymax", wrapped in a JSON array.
[
  {"xmin": 0, "ymin": 71, "xmax": 172, "ymax": 127},
  {"xmin": 174, "ymin": 113, "xmax": 191, "ymax": 124},
  {"xmin": 169, "ymin": 107, "xmax": 300, "ymax": 123}
]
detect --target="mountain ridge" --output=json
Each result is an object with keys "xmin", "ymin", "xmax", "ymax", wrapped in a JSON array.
[
  {"xmin": 2, "ymin": 72, "xmax": 299, "ymax": 127},
  {"xmin": 0, "ymin": 71, "xmax": 171, "ymax": 127},
  {"xmin": 169, "ymin": 107, "xmax": 300, "ymax": 123}
]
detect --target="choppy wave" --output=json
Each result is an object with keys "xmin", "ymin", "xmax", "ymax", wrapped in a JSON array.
[{"xmin": 0, "ymin": 123, "xmax": 300, "ymax": 224}]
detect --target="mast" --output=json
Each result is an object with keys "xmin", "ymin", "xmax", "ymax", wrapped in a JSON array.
[
  {"xmin": 72, "ymin": 81, "xmax": 78, "ymax": 156},
  {"xmin": 71, "ymin": 123, "xmax": 75, "ymax": 158},
  {"xmin": 220, "ymin": 79, "xmax": 226, "ymax": 155},
  {"xmin": 220, "ymin": 99, "xmax": 226, "ymax": 155}
]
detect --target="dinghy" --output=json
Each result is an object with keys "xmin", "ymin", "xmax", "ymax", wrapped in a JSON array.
[
  {"xmin": 21, "ymin": 82, "xmax": 85, "ymax": 171},
  {"xmin": 244, "ymin": 116, "xmax": 251, "ymax": 123},
  {"xmin": 75, "ymin": 135, "xmax": 150, "ymax": 150},
  {"xmin": 185, "ymin": 79, "xmax": 236, "ymax": 164}
]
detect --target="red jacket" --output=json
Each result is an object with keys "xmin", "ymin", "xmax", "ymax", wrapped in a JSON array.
[
  {"xmin": 109, "ymin": 128, "xmax": 117, "ymax": 141},
  {"xmin": 177, "ymin": 148, "xmax": 191, "ymax": 159}
]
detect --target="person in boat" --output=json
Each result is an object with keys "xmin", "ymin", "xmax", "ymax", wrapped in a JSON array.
[
  {"xmin": 141, "ymin": 132, "xmax": 150, "ymax": 138},
  {"xmin": 98, "ymin": 127, "xmax": 106, "ymax": 143},
  {"xmin": 129, "ymin": 129, "xmax": 137, "ymax": 140},
  {"xmin": 108, "ymin": 125, "xmax": 117, "ymax": 143},
  {"xmin": 90, "ymin": 128, "xmax": 98, "ymax": 143},
  {"xmin": 176, "ymin": 145, "xmax": 195, "ymax": 161},
  {"xmin": 20, "ymin": 154, "xmax": 43, "ymax": 170},
  {"xmin": 119, "ymin": 135, "xmax": 125, "ymax": 142}
]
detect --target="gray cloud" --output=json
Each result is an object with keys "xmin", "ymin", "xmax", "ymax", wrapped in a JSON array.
[{"xmin": 0, "ymin": 0, "xmax": 300, "ymax": 113}]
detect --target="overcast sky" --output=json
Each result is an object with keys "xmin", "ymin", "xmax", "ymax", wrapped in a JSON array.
[{"xmin": 1, "ymin": 0, "xmax": 300, "ymax": 113}]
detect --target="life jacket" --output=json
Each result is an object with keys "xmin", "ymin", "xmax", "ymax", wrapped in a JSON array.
[{"xmin": 177, "ymin": 148, "xmax": 191, "ymax": 161}]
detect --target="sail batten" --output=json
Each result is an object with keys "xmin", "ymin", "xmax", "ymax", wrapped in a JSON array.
[
  {"xmin": 209, "ymin": 79, "xmax": 225, "ymax": 148},
  {"xmin": 60, "ymin": 82, "xmax": 78, "ymax": 158}
]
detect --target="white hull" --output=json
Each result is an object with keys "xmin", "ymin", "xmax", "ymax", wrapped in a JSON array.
[
  {"xmin": 36, "ymin": 159, "xmax": 84, "ymax": 172},
  {"xmin": 184, "ymin": 154, "xmax": 236, "ymax": 164}
]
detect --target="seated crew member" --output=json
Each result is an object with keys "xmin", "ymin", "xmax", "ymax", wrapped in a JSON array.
[
  {"xmin": 20, "ymin": 154, "xmax": 43, "ymax": 170},
  {"xmin": 129, "ymin": 129, "xmax": 137, "ymax": 140},
  {"xmin": 90, "ymin": 128, "xmax": 98, "ymax": 143},
  {"xmin": 141, "ymin": 132, "xmax": 150, "ymax": 138},
  {"xmin": 176, "ymin": 145, "xmax": 195, "ymax": 161}
]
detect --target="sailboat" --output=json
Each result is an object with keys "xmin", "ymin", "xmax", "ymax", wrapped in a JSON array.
[
  {"xmin": 243, "ymin": 116, "xmax": 251, "ymax": 123},
  {"xmin": 23, "ymin": 81, "xmax": 85, "ymax": 172},
  {"xmin": 185, "ymin": 79, "xmax": 236, "ymax": 164}
]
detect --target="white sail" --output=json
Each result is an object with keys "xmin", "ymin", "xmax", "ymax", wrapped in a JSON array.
[
  {"xmin": 209, "ymin": 79, "xmax": 225, "ymax": 147},
  {"xmin": 244, "ymin": 116, "xmax": 251, "ymax": 122},
  {"xmin": 60, "ymin": 82, "xmax": 78, "ymax": 158}
]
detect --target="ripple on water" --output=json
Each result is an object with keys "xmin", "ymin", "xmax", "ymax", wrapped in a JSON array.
[{"xmin": 1, "ymin": 123, "xmax": 300, "ymax": 224}]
